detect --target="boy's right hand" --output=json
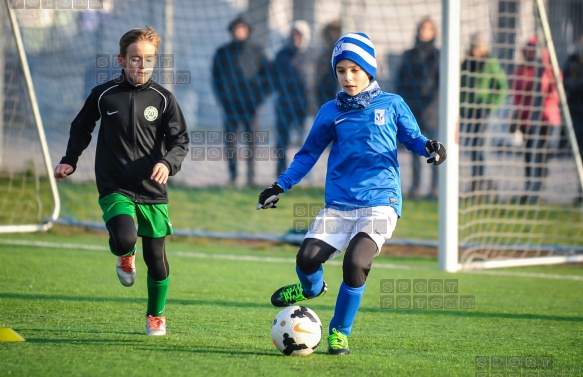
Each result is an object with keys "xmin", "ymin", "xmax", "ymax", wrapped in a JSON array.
[
  {"xmin": 256, "ymin": 183, "xmax": 284, "ymax": 210},
  {"xmin": 54, "ymin": 164, "xmax": 74, "ymax": 182}
]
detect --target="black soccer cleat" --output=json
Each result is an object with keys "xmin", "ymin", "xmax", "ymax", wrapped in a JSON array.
[{"xmin": 270, "ymin": 281, "xmax": 328, "ymax": 307}]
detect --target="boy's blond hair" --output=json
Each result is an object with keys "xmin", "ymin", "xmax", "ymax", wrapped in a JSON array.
[{"xmin": 119, "ymin": 26, "xmax": 161, "ymax": 57}]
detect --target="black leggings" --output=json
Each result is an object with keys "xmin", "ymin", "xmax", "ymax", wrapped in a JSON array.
[
  {"xmin": 296, "ymin": 233, "xmax": 378, "ymax": 288},
  {"xmin": 106, "ymin": 215, "xmax": 169, "ymax": 281}
]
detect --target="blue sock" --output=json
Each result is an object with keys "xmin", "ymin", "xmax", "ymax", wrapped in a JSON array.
[
  {"xmin": 296, "ymin": 265, "xmax": 324, "ymax": 297},
  {"xmin": 329, "ymin": 282, "xmax": 366, "ymax": 336}
]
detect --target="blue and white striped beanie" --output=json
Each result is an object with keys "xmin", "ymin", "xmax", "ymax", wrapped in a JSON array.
[{"xmin": 331, "ymin": 32, "xmax": 377, "ymax": 79}]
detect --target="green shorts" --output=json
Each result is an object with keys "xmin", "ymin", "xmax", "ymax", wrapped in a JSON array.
[{"xmin": 98, "ymin": 193, "xmax": 173, "ymax": 238}]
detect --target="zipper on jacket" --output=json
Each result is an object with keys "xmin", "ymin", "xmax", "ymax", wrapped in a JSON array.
[{"xmin": 130, "ymin": 90, "xmax": 138, "ymax": 202}]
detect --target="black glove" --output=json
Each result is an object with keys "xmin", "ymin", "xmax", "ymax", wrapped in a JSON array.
[
  {"xmin": 425, "ymin": 140, "xmax": 447, "ymax": 165},
  {"xmin": 256, "ymin": 183, "xmax": 284, "ymax": 210}
]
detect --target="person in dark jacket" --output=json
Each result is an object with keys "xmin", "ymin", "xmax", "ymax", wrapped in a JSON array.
[
  {"xmin": 270, "ymin": 20, "xmax": 315, "ymax": 177},
  {"xmin": 315, "ymin": 20, "xmax": 342, "ymax": 108},
  {"xmin": 212, "ymin": 15, "xmax": 270, "ymax": 186},
  {"xmin": 54, "ymin": 27, "xmax": 189, "ymax": 336},
  {"xmin": 396, "ymin": 17, "xmax": 440, "ymax": 199}
]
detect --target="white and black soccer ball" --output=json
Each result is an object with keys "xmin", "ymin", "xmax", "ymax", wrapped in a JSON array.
[{"xmin": 271, "ymin": 306, "xmax": 322, "ymax": 356}]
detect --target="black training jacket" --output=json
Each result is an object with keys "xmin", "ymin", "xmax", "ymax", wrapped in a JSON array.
[{"xmin": 60, "ymin": 72, "xmax": 189, "ymax": 203}]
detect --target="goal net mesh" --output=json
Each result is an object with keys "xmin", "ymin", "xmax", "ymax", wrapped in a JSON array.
[
  {"xmin": 0, "ymin": 0, "xmax": 57, "ymax": 230},
  {"xmin": 4, "ymin": 0, "xmax": 582, "ymax": 265}
]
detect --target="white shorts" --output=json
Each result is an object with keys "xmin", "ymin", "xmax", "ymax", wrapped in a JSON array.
[{"xmin": 304, "ymin": 206, "xmax": 398, "ymax": 260}]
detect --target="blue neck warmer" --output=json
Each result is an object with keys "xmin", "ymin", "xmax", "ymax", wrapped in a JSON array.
[{"xmin": 335, "ymin": 81, "xmax": 381, "ymax": 111}]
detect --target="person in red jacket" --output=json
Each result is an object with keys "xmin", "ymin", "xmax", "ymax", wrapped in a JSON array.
[
  {"xmin": 563, "ymin": 35, "xmax": 583, "ymax": 203},
  {"xmin": 511, "ymin": 36, "xmax": 561, "ymax": 204}
]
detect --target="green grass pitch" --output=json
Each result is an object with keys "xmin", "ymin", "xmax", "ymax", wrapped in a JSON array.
[{"xmin": 0, "ymin": 227, "xmax": 582, "ymax": 377}]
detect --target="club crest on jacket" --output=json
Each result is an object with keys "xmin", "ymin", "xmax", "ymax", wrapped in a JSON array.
[
  {"xmin": 144, "ymin": 106, "xmax": 158, "ymax": 121},
  {"xmin": 374, "ymin": 109, "xmax": 385, "ymax": 126}
]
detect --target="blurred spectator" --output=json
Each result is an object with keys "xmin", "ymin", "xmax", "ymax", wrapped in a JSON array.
[
  {"xmin": 460, "ymin": 32, "xmax": 508, "ymax": 193},
  {"xmin": 211, "ymin": 15, "xmax": 270, "ymax": 186},
  {"xmin": 269, "ymin": 20, "xmax": 316, "ymax": 177},
  {"xmin": 396, "ymin": 17, "xmax": 440, "ymax": 199},
  {"xmin": 315, "ymin": 20, "xmax": 342, "ymax": 108},
  {"xmin": 510, "ymin": 37, "xmax": 562, "ymax": 204},
  {"xmin": 563, "ymin": 35, "xmax": 583, "ymax": 169},
  {"xmin": 81, "ymin": 1, "xmax": 114, "ymax": 99}
]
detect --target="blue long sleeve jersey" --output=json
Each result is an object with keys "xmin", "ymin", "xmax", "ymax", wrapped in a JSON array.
[{"xmin": 276, "ymin": 92, "xmax": 431, "ymax": 218}]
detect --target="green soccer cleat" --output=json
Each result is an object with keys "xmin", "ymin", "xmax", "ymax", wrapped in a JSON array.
[
  {"xmin": 327, "ymin": 328, "xmax": 350, "ymax": 355},
  {"xmin": 270, "ymin": 281, "xmax": 327, "ymax": 307}
]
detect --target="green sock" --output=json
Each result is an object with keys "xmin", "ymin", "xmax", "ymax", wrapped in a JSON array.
[{"xmin": 147, "ymin": 274, "xmax": 169, "ymax": 317}]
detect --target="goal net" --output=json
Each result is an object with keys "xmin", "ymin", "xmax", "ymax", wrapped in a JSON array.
[
  {"xmin": 457, "ymin": 0, "xmax": 583, "ymax": 269},
  {"xmin": 0, "ymin": 0, "xmax": 59, "ymax": 232},
  {"xmin": 3, "ymin": 0, "xmax": 582, "ymax": 269}
]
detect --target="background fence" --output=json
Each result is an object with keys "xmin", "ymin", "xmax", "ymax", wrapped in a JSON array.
[{"xmin": 2, "ymin": 0, "xmax": 583, "ymax": 252}]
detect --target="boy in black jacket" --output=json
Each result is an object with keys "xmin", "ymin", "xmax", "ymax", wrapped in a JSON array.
[{"xmin": 54, "ymin": 27, "xmax": 189, "ymax": 336}]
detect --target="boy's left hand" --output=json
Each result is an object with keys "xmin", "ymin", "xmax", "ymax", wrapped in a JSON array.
[
  {"xmin": 425, "ymin": 140, "xmax": 447, "ymax": 165},
  {"xmin": 151, "ymin": 163, "xmax": 169, "ymax": 184}
]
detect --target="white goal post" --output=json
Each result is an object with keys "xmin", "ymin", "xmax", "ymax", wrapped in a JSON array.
[{"xmin": 438, "ymin": 0, "xmax": 460, "ymax": 272}]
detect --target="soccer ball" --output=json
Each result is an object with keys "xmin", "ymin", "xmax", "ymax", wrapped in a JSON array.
[{"xmin": 271, "ymin": 306, "xmax": 322, "ymax": 356}]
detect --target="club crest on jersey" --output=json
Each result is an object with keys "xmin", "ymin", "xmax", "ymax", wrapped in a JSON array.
[
  {"xmin": 374, "ymin": 109, "xmax": 386, "ymax": 126},
  {"xmin": 144, "ymin": 106, "xmax": 158, "ymax": 121}
]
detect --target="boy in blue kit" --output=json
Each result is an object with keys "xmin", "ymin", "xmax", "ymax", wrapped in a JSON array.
[{"xmin": 257, "ymin": 32, "xmax": 446, "ymax": 354}]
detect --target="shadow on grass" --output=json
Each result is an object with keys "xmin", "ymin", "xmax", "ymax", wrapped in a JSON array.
[
  {"xmin": 0, "ymin": 292, "xmax": 147, "ymax": 304},
  {"xmin": 134, "ymin": 345, "xmax": 280, "ymax": 357},
  {"xmin": 14, "ymin": 327, "xmax": 280, "ymax": 356},
  {"xmin": 21, "ymin": 335, "xmax": 143, "ymax": 345},
  {"xmin": 0, "ymin": 292, "xmax": 280, "ymax": 310},
  {"xmin": 3, "ymin": 292, "xmax": 581, "ymax": 322},
  {"xmin": 360, "ymin": 306, "xmax": 583, "ymax": 322}
]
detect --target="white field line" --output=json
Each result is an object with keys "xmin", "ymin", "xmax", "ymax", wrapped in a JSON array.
[
  {"xmin": 461, "ymin": 269, "xmax": 583, "ymax": 281},
  {"xmin": 1, "ymin": 239, "xmax": 583, "ymax": 281},
  {"xmin": 0, "ymin": 238, "xmax": 109, "ymax": 251}
]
